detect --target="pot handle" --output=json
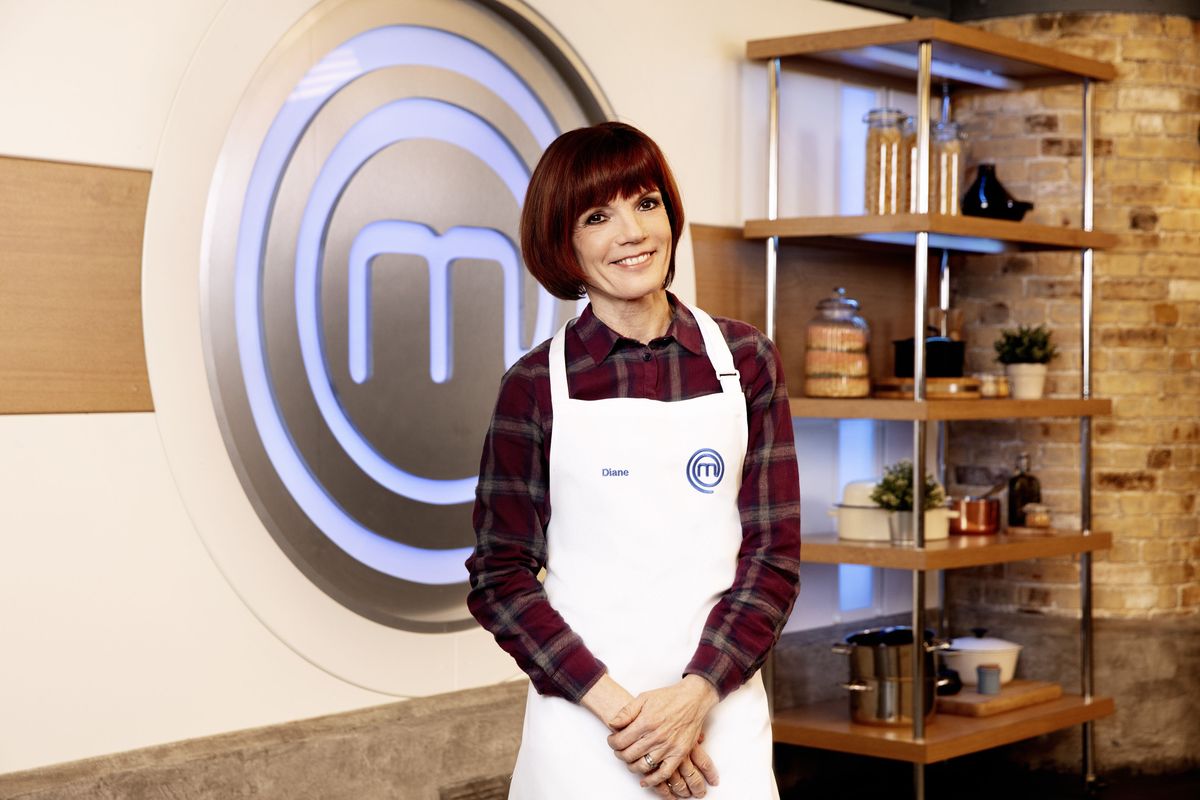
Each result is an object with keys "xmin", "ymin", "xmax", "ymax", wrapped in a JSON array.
[
  {"xmin": 926, "ymin": 639, "xmax": 952, "ymax": 652},
  {"xmin": 831, "ymin": 644, "xmax": 854, "ymax": 656},
  {"xmin": 936, "ymin": 677, "xmax": 951, "ymax": 688},
  {"xmin": 839, "ymin": 680, "xmax": 873, "ymax": 693}
]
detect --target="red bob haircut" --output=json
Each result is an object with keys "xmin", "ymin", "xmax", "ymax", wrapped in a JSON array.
[{"xmin": 520, "ymin": 122, "xmax": 685, "ymax": 300}]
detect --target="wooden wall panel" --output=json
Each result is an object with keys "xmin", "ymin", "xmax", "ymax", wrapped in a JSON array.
[
  {"xmin": 0, "ymin": 156, "xmax": 152, "ymax": 413},
  {"xmin": 692, "ymin": 223, "xmax": 934, "ymax": 393}
]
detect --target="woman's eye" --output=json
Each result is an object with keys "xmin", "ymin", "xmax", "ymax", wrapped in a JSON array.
[
  {"xmin": 639, "ymin": 196, "xmax": 662, "ymax": 211},
  {"xmin": 584, "ymin": 212, "xmax": 605, "ymax": 225}
]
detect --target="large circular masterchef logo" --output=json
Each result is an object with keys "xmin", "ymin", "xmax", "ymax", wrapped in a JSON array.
[{"xmin": 202, "ymin": 0, "xmax": 604, "ymax": 632}]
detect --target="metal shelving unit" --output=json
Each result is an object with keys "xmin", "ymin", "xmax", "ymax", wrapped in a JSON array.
[{"xmin": 747, "ymin": 18, "xmax": 1115, "ymax": 799}]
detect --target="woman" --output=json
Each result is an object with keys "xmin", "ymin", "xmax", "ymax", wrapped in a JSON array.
[{"xmin": 467, "ymin": 122, "xmax": 800, "ymax": 799}]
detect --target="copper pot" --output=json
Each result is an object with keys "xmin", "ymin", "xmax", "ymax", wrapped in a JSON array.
[{"xmin": 950, "ymin": 496, "xmax": 1000, "ymax": 535}]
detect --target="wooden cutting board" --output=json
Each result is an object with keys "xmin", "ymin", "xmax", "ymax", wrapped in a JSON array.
[
  {"xmin": 938, "ymin": 680, "xmax": 1063, "ymax": 717},
  {"xmin": 873, "ymin": 377, "xmax": 982, "ymax": 400}
]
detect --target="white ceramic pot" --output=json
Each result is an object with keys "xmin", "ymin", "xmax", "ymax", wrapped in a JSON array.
[
  {"xmin": 829, "ymin": 504, "xmax": 891, "ymax": 541},
  {"xmin": 831, "ymin": 480, "xmax": 954, "ymax": 542},
  {"xmin": 1005, "ymin": 362, "xmax": 1048, "ymax": 400},
  {"xmin": 830, "ymin": 479, "xmax": 890, "ymax": 541},
  {"xmin": 941, "ymin": 632, "xmax": 1023, "ymax": 685}
]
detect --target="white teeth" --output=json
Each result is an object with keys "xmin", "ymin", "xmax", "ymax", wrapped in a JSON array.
[{"xmin": 614, "ymin": 252, "xmax": 651, "ymax": 266}]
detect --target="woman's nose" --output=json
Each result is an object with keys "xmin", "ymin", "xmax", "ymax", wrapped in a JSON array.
[{"xmin": 614, "ymin": 208, "xmax": 646, "ymax": 243}]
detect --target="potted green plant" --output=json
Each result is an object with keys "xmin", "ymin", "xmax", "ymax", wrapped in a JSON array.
[
  {"xmin": 994, "ymin": 324, "xmax": 1058, "ymax": 400},
  {"xmin": 870, "ymin": 460, "xmax": 948, "ymax": 545}
]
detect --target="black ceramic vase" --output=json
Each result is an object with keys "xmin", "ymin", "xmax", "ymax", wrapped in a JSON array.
[{"xmin": 962, "ymin": 163, "xmax": 1034, "ymax": 221}]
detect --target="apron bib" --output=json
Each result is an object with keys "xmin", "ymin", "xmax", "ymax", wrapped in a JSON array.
[{"xmin": 508, "ymin": 307, "xmax": 777, "ymax": 799}]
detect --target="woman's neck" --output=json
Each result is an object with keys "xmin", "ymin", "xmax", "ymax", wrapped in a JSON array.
[{"xmin": 589, "ymin": 290, "xmax": 672, "ymax": 344}]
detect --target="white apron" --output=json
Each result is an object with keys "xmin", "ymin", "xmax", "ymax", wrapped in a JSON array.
[{"xmin": 508, "ymin": 307, "xmax": 777, "ymax": 799}]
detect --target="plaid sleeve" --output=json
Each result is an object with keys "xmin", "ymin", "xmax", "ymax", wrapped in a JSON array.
[
  {"xmin": 466, "ymin": 350, "xmax": 607, "ymax": 702},
  {"xmin": 684, "ymin": 323, "xmax": 802, "ymax": 698}
]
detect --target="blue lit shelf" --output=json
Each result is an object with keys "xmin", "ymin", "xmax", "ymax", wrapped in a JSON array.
[{"xmin": 745, "ymin": 215, "xmax": 1117, "ymax": 254}]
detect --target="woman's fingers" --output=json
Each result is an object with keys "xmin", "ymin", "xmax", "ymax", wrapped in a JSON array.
[
  {"xmin": 676, "ymin": 756, "xmax": 706, "ymax": 797},
  {"xmin": 658, "ymin": 770, "xmax": 692, "ymax": 798},
  {"xmin": 641, "ymin": 755, "xmax": 682, "ymax": 790},
  {"xmin": 650, "ymin": 779, "xmax": 673, "ymax": 799},
  {"xmin": 609, "ymin": 694, "xmax": 645, "ymax": 731},
  {"xmin": 689, "ymin": 743, "xmax": 719, "ymax": 787},
  {"xmin": 611, "ymin": 678, "xmax": 715, "ymax": 760}
]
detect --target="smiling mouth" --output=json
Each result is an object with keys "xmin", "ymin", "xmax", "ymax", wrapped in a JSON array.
[{"xmin": 612, "ymin": 251, "xmax": 654, "ymax": 267}]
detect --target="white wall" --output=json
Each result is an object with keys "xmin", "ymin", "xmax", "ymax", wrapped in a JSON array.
[{"xmin": 0, "ymin": 0, "xmax": 893, "ymax": 773}]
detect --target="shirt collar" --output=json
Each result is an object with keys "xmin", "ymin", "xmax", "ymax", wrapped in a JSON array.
[{"xmin": 572, "ymin": 292, "xmax": 707, "ymax": 366}]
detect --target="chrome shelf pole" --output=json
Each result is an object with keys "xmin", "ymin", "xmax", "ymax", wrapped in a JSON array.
[
  {"xmin": 764, "ymin": 56, "xmax": 781, "ymax": 718},
  {"xmin": 910, "ymin": 39, "xmax": 933, "ymax": 800},
  {"xmin": 766, "ymin": 57, "xmax": 781, "ymax": 343},
  {"xmin": 1079, "ymin": 76, "xmax": 1097, "ymax": 791}
]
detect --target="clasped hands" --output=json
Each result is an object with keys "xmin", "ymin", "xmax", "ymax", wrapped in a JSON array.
[{"xmin": 584, "ymin": 673, "xmax": 721, "ymax": 798}]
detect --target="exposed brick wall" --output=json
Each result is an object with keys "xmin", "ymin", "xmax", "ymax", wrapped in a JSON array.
[{"xmin": 945, "ymin": 13, "xmax": 1199, "ymax": 620}]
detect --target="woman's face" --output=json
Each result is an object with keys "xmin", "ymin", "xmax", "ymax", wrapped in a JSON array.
[{"xmin": 571, "ymin": 188, "xmax": 671, "ymax": 309}]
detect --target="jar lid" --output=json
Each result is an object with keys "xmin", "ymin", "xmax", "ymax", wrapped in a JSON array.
[
  {"xmin": 949, "ymin": 636, "xmax": 1022, "ymax": 653},
  {"xmin": 932, "ymin": 120, "xmax": 963, "ymax": 141},
  {"xmin": 816, "ymin": 287, "xmax": 860, "ymax": 312},
  {"xmin": 950, "ymin": 628, "xmax": 1022, "ymax": 652},
  {"xmin": 862, "ymin": 108, "xmax": 906, "ymax": 125}
]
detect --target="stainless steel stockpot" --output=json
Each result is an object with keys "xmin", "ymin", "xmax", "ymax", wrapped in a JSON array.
[{"xmin": 832, "ymin": 626, "xmax": 949, "ymax": 727}]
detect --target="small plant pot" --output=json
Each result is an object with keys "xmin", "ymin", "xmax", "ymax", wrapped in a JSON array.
[
  {"xmin": 887, "ymin": 509, "xmax": 954, "ymax": 545},
  {"xmin": 1005, "ymin": 363, "xmax": 1047, "ymax": 399},
  {"xmin": 888, "ymin": 511, "xmax": 915, "ymax": 546}
]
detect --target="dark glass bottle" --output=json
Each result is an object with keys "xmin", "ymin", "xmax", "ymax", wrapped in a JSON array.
[
  {"xmin": 1008, "ymin": 453, "xmax": 1042, "ymax": 527},
  {"xmin": 962, "ymin": 163, "xmax": 1034, "ymax": 221}
]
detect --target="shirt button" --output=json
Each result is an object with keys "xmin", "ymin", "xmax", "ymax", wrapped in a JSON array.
[{"xmin": 642, "ymin": 352, "xmax": 651, "ymax": 362}]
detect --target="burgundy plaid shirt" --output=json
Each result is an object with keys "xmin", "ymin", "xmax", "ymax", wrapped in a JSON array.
[{"xmin": 467, "ymin": 295, "xmax": 800, "ymax": 702}]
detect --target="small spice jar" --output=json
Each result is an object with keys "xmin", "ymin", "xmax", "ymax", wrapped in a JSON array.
[
  {"xmin": 976, "ymin": 664, "xmax": 1002, "ymax": 695},
  {"xmin": 805, "ymin": 288, "xmax": 870, "ymax": 398},
  {"xmin": 978, "ymin": 373, "xmax": 1010, "ymax": 398},
  {"xmin": 1022, "ymin": 503, "xmax": 1052, "ymax": 529},
  {"xmin": 863, "ymin": 108, "xmax": 906, "ymax": 215}
]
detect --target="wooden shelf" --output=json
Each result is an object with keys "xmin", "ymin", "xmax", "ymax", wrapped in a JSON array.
[
  {"xmin": 789, "ymin": 397, "xmax": 1111, "ymax": 421},
  {"xmin": 800, "ymin": 530, "xmax": 1111, "ymax": 570},
  {"xmin": 773, "ymin": 694, "xmax": 1115, "ymax": 764},
  {"xmin": 747, "ymin": 19, "xmax": 1116, "ymax": 88},
  {"xmin": 745, "ymin": 215, "xmax": 1118, "ymax": 253}
]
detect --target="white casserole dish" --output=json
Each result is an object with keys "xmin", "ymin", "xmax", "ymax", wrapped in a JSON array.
[
  {"xmin": 941, "ymin": 632, "xmax": 1023, "ymax": 685},
  {"xmin": 829, "ymin": 480, "xmax": 952, "ymax": 541}
]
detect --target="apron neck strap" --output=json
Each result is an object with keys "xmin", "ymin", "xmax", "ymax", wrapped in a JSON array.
[
  {"xmin": 690, "ymin": 307, "xmax": 742, "ymax": 395},
  {"xmin": 549, "ymin": 321, "xmax": 571, "ymax": 406},
  {"xmin": 548, "ymin": 306, "xmax": 741, "ymax": 403}
]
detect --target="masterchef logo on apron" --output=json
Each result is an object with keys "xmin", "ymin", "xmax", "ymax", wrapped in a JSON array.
[{"xmin": 687, "ymin": 447, "xmax": 726, "ymax": 493}]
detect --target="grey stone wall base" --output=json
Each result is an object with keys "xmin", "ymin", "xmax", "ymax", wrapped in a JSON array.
[
  {"xmin": 774, "ymin": 610, "xmax": 1200, "ymax": 775},
  {"xmin": 946, "ymin": 606, "xmax": 1200, "ymax": 775},
  {"xmin": 0, "ymin": 682, "xmax": 527, "ymax": 800},
  {"xmin": 3, "ymin": 610, "xmax": 1197, "ymax": 796}
]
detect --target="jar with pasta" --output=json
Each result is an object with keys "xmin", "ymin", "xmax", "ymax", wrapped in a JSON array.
[
  {"xmin": 900, "ymin": 119, "xmax": 965, "ymax": 214},
  {"xmin": 805, "ymin": 288, "xmax": 871, "ymax": 398},
  {"xmin": 863, "ymin": 109, "xmax": 905, "ymax": 215},
  {"xmin": 930, "ymin": 121, "xmax": 964, "ymax": 215},
  {"xmin": 901, "ymin": 115, "xmax": 918, "ymax": 213}
]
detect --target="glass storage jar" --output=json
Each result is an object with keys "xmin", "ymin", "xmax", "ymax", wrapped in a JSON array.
[
  {"xmin": 901, "ymin": 115, "xmax": 918, "ymax": 213},
  {"xmin": 900, "ymin": 119, "xmax": 964, "ymax": 214},
  {"xmin": 863, "ymin": 108, "xmax": 906, "ymax": 215},
  {"xmin": 930, "ymin": 121, "xmax": 963, "ymax": 215},
  {"xmin": 805, "ymin": 288, "xmax": 871, "ymax": 398}
]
